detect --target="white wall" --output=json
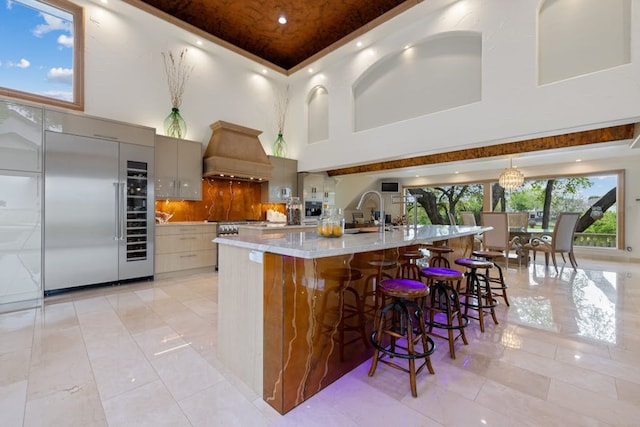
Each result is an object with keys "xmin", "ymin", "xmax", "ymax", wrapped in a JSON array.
[
  {"xmin": 287, "ymin": 0, "xmax": 640, "ymax": 172},
  {"xmin": 74, "ymin": 0, "xmax": 288, "ymax": 150},
  {"xmin": 42, "ymin": 0, "xmax": 640, "ymax": 261}
]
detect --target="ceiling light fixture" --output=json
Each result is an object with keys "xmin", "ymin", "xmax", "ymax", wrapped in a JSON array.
[
  {"xmin": 278, "ymin": 15, "xmax": 287, "ymax": 24},
  {"xmin": 498, "ymin": 158, "xmax": 524, "ymax": 191}
]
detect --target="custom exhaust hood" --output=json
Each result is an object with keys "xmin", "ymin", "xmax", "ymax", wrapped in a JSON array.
[{"xmin": 203, "ymin": 120, "xmax": 273, "ymax": 181}]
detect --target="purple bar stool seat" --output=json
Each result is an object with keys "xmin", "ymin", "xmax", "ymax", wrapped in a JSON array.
[{"xmin": 454, "ymin": 258, "xmax": 499, "ymax": 333}]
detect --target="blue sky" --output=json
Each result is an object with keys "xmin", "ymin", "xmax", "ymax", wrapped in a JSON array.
[{"xmin": 0, "ymin": 0, "xmax": 74, "ymax": 101}]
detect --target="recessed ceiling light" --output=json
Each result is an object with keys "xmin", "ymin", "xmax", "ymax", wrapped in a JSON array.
[
  {"xmin": 356, "ymin": 41, "xmax": 363, "ymax": 48},
  {"xmin": 261, "ymin": 69, "xmax": 268, "ymax": 74},
  {"xmin": 576, "ymin": 159, "xmax": 582, "ymax": 162},
  {"xmin": 195, "ymin": 40, "xmax": 202, "ymax": 46},
  {"xmin": 100, "ymin": 0, "xmax": 108, "ymax": 4},
  {"xmin": 308, "ymin": 68, "xmax": 313, "ymax": 73},
  {"xmin": 278, "ymin": 15, "xmax": 287, "ymax": 24},
  {"xmin": 404, "ymin": 44, "xmax": 410, "ymax": 49},
  {"xmin": 455, "ymin": 171, "xmax": 459, "ymax": 174}
]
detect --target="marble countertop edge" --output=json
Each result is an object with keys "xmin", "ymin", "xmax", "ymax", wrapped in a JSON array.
[{"xmin": 214, "ymin": 225, "xmax": 490, "ymax": 259}]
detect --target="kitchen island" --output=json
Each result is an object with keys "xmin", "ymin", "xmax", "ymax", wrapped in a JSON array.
[{"xmin": 215, "ymin": 225, "xmax": 488, "ymax": 414}]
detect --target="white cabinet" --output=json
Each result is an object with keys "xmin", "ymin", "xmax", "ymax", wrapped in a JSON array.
[
  {"xmin": 155, "ymin": 135, "xmax": 203, "ymax": 200},
  {"xmin": 299, "ymin": 172, "xmax": 325, "ymax": 202},
  {"xmin": 299, "ymin": 172, "xmax": 336, "ymax": 205},
  {"xmin": 44, "ymin": 109, "xmax": 155, "ymax": 147},
  {"xmin": 155, "ymin": 223, "xmax": 217, "ymax": 274},
  {"xmin": 261, "ymin": 156, "xmax": 297, "ymax": 202},
  {"xmin": 0, "ymin": 100, "xmax": 43, "ymax": 172},
  {"xmin": 0, "ymin": 170, "xmax": 42, "ymax": 304}
]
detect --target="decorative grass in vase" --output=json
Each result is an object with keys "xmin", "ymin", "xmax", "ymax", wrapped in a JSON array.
[
  {"xmin": 273, "ymin": 85, "xmax": 289, "ymax": 157},
  {"xmin": 162, "ymin": 48, "xmax": 193, "ymax": 139}
]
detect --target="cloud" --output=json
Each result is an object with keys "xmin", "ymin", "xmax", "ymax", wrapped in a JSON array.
[
  {"xmin": 57, "ymin": 34, "xmax": 73, "ymax": 48},
  {"xmin": 8, "ymin": 58, "xmax": 30, "ymax": 68},
  {"xmin": 42, "ymin": 90, "xmax": 73, "ymax": 102},
  {"xmin": 47, "ymin": 67, "xmax": 73, "ymax": 84},
  {"xmin": 33, "ymin": 13, "xmax": 72, "ymax": 37}
]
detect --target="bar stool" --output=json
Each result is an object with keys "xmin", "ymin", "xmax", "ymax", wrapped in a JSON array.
[
  {"xmin": 368, "ymin": 278, "xmax": 436, "ymax": 397},
  {"xmin": 396, "ymin": 250, "xmax": 424, "ymax": 280},
  {"xmin": 424, "ymin": 246, "xmax": 454, "ymax": 268},
  {"xmin": 420, "ymin": 267, "xmax": 468, "ymax": 358},
  {"xmin": 319, "ymin": 267, "xmax": 366, "ymax": 360},
  {"xmin": 454, "ymin": 258, "xmax": 499, "ymax": 333},
  {"xmin": 361, "ymin": 259, "xmax": 397, "ymax": 317},
  {"xmin": 472, "ymin": 250, "xmax": 510, "ymax": 306}
]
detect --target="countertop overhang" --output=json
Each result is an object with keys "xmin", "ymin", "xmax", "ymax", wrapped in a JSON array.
[{"xmin": 214, "ymin": 225, "xmax": 490, "ymax": 259}]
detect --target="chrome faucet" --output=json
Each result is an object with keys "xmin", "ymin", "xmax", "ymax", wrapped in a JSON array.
[{"xmin": 356, "ymin": 190, "xmax": 384, "ymax": 233}]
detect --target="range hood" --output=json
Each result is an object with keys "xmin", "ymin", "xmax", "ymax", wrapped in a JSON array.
[{"xmin": 203, "ymin": 120, "xmax": 273, "ymax": 181}]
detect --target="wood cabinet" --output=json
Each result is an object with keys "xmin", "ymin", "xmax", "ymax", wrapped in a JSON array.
[
  {"xmin": 44, "ymin": 109, "xmax": 155, "ymax": 147},
  {"xmin": 155, "ymin": 223, "xmax": 217, "ymax": 275},
  {"xmin": 155, "ymin": 135, "xmax": 203, "ymax": 200},
  {"xmin": 261, "ymin": 156, "xmax": 297, "ymax": 202}
]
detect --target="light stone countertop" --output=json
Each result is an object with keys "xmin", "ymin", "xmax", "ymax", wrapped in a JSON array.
[
  {"xmin": 214, "ymin": 225, "xmax": 490, "ymax": 259},
  {"xmin": 156, "ymin": 221, "xmax": 216, "ymax": 226}
]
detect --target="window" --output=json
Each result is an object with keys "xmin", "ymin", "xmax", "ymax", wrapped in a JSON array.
[
  {"xmin": 406, "ymin": 171, "xmax": 623, "ymax": 250},
  {"xmin": 0, "ymin": 0, "xmax": 84, "ymax": 110}
]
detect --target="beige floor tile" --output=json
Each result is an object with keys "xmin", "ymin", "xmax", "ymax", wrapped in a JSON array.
[
  {"xmin": 179, "ymin": 381, "xmax": 271, "ymax": 426},
  {"xmin": 0, "ymin": 380, "xmax": 27, "ymax": 427},
  {"xmin": 150, "ymin": 345, "xmax": 225, "ymax": 401},
  {"xmin": 475, "ymin": 379, "xmax": 607, "ymax": 427},
  {"xmin": 102, "ymin": 379, "xmax": 191, "ymax": 427},
  {"xmin": 24, "ymin": 382, "xmax": 108, "ymax": 427},
  {"xmin": 2, "ymin": 258, "xmax": 638, "ymax": 425},
  {"xmin": 548, "ymin": 378, "xmax": 640, "ymax": 425}
]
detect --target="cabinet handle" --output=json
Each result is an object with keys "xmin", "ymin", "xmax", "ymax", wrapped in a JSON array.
[
  {"xmin": 179, "ymin": 237, "xmax": 197, "ymax": 240},
  {"xmin": 179, "ymin": 254, "xmax": 197, "ymax": 258},
  {"xmin": 93, "ymin": 133, "xmax": 119, "ymax": 140}
]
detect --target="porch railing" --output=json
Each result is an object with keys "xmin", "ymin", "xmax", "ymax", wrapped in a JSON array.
[{"xmin": 573, "ymin": 232, "xmax": 616, "ymax": 248}]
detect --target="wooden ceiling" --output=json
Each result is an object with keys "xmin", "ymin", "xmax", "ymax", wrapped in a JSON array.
[{"xmin": 129, "ymin": 0, "xmax": 419, "ymax": 72}]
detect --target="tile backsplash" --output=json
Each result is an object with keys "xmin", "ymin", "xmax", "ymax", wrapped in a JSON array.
[{"xmin": 155, "ymin": 178, "xmax": 285, "ymax": 222}]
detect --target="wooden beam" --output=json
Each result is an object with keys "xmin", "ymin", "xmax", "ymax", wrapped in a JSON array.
[{"xmin": 326, "ymin": 124, "xmax": 635, "ymax": 176}]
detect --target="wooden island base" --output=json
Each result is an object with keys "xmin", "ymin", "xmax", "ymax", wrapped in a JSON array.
[{"xmin": 217, "ymin": 228, "xmax": 477, "ymax": 414}]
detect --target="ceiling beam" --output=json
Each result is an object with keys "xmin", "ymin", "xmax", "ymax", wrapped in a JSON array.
[{"xmin": 326, "ymin": 124, "xmax": 635, "ymax": 177}]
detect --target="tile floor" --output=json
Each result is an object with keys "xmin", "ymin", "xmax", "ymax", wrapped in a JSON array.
[{"xmin": 2, "ymin": 258, "xmax": 640, "ymax": 426}]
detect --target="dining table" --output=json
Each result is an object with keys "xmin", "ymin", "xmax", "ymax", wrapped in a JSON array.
[{"xmin": 509, "ymin": 227, "xmax": 551, "ymax": 266}]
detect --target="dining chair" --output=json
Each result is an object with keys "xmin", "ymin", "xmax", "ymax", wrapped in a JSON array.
[
  {"xmin": 507, "ymin": 212, "xmax": 528, "ymax": 229},
  {"xmin": 479, "ymin": 212, "xmax": 517, "ymax": 269},
  {"xmin": 523, "ymin": 212, "xmax": 580, "ymax": 273},
  {"xmin": 448, "ymin": 211, "xmax": 456, "ymax": 225},
  {"xmin": 459, "ymin": 211, "xmax": 476, "ymax": 226},
  {"xmin": 460, "ymin": 211, "xmax": 482, "ymax": 248}
]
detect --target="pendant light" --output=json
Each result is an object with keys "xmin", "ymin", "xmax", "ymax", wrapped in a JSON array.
[{"xmin": 498, "ymin": 158, "xmax": 524, "ymax": 191}]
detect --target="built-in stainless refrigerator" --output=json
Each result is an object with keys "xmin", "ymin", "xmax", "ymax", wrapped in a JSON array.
[{"xmin": 44, "ymin": 131, "xmax": 154, "ymax": 292}]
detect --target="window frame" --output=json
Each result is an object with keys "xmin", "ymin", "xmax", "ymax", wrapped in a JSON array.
[
  {"xmin": 405, "ymin": 169, "xmax": 624, "ymax": 250},
  {"xmin": 0, "ymin": 0, "xmax": 84, "ymax": 110}
]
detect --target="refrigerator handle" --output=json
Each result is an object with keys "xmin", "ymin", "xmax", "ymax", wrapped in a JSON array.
[
  {"xmin": 119, "ymin": 182, "xmax": 126, "ymax": 240},
  {"xmin": 114, "ymin": 182, "xmax": 120, "ymax": 240}
]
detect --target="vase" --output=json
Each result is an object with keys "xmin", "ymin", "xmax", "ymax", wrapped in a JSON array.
[
  {"xmin": 273, "ymin": 133, "xmax": 287, "ymax": 158},
  {"xmin": 164, "ymin": 108, "xmax": 187, "ymax": 139}
]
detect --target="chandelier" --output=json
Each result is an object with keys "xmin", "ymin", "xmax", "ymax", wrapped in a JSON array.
[{"xmin": 498, "ymin": 158, "xmax": 524, "ymax": 191}]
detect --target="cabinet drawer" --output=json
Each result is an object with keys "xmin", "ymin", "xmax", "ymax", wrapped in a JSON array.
[
  {"xmin": 155, "ymin": 249, "xmax": 215, "ymax": 274},
  {"xmin": 156, "ymin": 233, "xmax": 216, "ymax": 254},
  {"xmin": 156, "ymin": 224, "xmax": 217, "ymax": 236},
  {"xmin": 45, "ymin": 110, "xmax": 154, "ymax": 146}
]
